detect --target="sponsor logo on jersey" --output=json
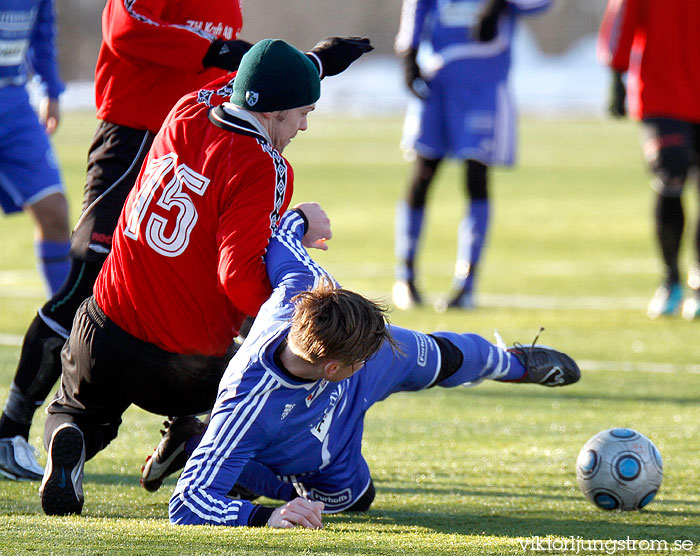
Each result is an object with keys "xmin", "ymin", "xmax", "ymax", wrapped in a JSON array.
[
  {"xmin": 185, "ymin": 20, "xmax": 238, "ymax": 40},
  {"xmin": 412, "ymin": 331, "xmax": 428, "ymax": 367},
  {"xmin": 310, "ymin": 384, "xmax": 345, "ymax": 443},
  {"xmin": 246, "ymin": 91, "xmax": 259, "ymax": 107},
  {"xmin": 308, "ymin": 487, "xmax": 351, "ymax": 510}
]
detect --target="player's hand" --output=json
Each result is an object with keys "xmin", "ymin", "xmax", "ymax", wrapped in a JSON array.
[
  {"xmin": 40, "ymin": 97, "xmax": 60, "ymax": 135},
  {"xmin": 471, "ymin": 0, "xmax": 507, "ymax": 42},
  {"xmin": 267, "ymin": 498, "xmax": 324, "ymax": 529},
  {"xmin": 401, "ymin": 48, "xmax": 428, "ymax": 99},
  {"xmin": 608, "ymin": 70, "xmax": 627, "ymax": 118},
  {"xmin": 295, "ymin": 202, "xmax": 332, "ymax": 251},
  {"xmin": 202, "ymin": 39, "xmax": 253, "ymax": 71},
  {"xmin": 306, "ymin": 37, "xmax": 373, "ymax": 78}
]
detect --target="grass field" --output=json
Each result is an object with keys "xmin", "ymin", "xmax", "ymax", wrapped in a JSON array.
[{"xmin": 1, "ymin": 111, "xmax": 699, "ymax": 555}]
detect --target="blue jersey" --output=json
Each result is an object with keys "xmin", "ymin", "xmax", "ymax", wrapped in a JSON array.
[
  {"xmin": 397, "ymin": 0, "xmax": 550, "ymax": 163},
  {"xmin": 170, "ymin": 211, "xmax": 449, "ymax": 526},
  {"xmin": 170, "ymin": 209, "xmax": 520, "ymax": 526},
  {"xmin": 0, "ymin": 1, "xmax": 65, "ymax": 214},
  {"xmin": 395, "ymin": 0, "xmax": 550, "ymax": 81},
  {"xmin": 0, "ymin": 0, "xmax": 63, "ymax": 96}
]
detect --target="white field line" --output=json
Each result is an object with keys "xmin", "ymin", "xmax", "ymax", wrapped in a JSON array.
[
  {"xmin": 0, "ymin": 334, "xmax": 22, "ymax": 347},
  {"xmin": 579, "ymin": 360, "xmax": 700, "ymax": 375}
]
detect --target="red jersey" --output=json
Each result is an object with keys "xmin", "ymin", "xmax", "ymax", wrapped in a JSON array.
[
  {"xmin": 94, "ymin": 75, "xmax": 294, "ymax": 356},
  {"xmin": 95, "ymin": 0, "xmax": 243, "ymax": 133},
  {"xmin": 597, "ymin": 0, "xmax": 700, "ymax": 122}
]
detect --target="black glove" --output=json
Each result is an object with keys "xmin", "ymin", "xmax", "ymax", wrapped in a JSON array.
[
  {"xmin": 608, "ymin": 70, "xmax": 627, "ymax": 118},
  {"xmin": 401, "ymin": 48, "xmax": 429, "ymax": 99},
  {"xmin": 306, "ymin": 37, "xmax": 373, "ymax": 78},
  {"xmin": 203, "ymin": 39, "xmax": 253, "ymax": 71},
  {"xmin": 471, "ymin": 0, "xmax": 507, "ymax": 42}
]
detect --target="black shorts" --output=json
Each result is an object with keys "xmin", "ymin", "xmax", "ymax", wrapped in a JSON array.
[
  {"xmin": 47, "ymin": 298, "xmax": 236, "ymax": 454},
  {"xmin": 70, "ymin": 122, "xmax": 154, "ymax": 262},
  {"xmin": 641, "ymin": 117, "xmax": 700, "ymax": 193}
]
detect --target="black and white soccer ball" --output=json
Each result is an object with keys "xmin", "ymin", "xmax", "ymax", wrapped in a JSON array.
[{"xmin": 575, "ymin": 428, "xmax": 663, "ymax": 511}]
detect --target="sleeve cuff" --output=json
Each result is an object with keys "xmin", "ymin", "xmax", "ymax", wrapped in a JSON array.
[
  {"xmin": 248, "ymin": 504, "xmax": 276, "ymax": 527},
  {"xmin": 305, "ymin": 51, "xmax": 324, "ymax": 79},
  {"xmin": 290, "ymin": 208, "xmax": 309, "ymax": 234}
]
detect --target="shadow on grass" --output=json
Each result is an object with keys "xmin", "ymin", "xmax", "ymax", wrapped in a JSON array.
[
  {"xmin": 331, "ymin": 509, "xmax": 700, "ymax": 541},
  {"xmin": 463, "ymin": 387, "xmax": 700, "ymax": 407}
]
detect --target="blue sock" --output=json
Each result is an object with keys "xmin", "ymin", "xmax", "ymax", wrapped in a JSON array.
[
  {"xmin": 35, "ymin": 240, "xmax": 71, "ymax": 296},
  {"xmin": 455, "ymin": 199, "xmax": 490, "ymax": 291},
  {"xmin": 432, "ymin": 331, "xmax": 526, "ymax": 386},
  {"xmin": 395, "ymin": 202, "xmax": 425, "ymax": 281}
]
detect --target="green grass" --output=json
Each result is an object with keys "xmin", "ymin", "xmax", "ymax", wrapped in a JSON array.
[{"xmin": 1, "ymin": 112, "xmax": 699, "ymax": 555}]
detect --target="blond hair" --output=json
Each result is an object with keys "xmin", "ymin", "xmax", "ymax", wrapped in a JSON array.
[{"xmin": 289, "ymin": 278, "xmax": 393, "ymax": 365}]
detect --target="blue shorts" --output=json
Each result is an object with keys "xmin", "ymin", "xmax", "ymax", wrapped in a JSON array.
[
  {"xmin": 0, "ymin": 86, "xmax": 64, "ymax": 214},
  {"xmin": 402, "ymin": 62, "xmax": 516, "ymax": 166}
]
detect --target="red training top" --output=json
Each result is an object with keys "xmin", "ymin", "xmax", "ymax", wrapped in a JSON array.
[
  {"xmin": 95, "ymin": 0, "xmax": 243, "ymax": 133},
  {"xmin": 94, "ymin": 74, "xmax": 294, "ymax": 356},
  {"xmin": 597, "ymin": 0, "xmax": 700, "ymax": 122}
]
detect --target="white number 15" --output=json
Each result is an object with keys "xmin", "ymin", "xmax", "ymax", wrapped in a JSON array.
[{"xmin": 125, "ymin": 153, "xmax": 210, "ymax": 257}]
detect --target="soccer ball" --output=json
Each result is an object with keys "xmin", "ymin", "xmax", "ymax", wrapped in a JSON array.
[{"xmin": 575, "ymin": 428, "xmax": 663, "ymax": 511}]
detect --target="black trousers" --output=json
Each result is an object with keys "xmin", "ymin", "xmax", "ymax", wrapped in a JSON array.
[{"xmin": 45, "ymin": 298, "xmax": 236, "ymax": 460}]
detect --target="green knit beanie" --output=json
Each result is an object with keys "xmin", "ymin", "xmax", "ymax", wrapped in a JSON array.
[{"xmin": 231, "ymin": 39, "xmax": 321, "ymax": 112}]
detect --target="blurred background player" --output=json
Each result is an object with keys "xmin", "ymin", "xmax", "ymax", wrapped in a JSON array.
[
  {"xmin": 0, "ymin": 0, "xmax": 71, "ymax": 481},
  {"xmin": 392, "ymin": 0, "xmax": 551, "ymax": 311},
  {"xmin": 598, "ymin": 0, "xmax": 700, "ymax": 321},
  {"xmin": 0, "ymin": 0, "xmax": 70, "ymax": 298}
]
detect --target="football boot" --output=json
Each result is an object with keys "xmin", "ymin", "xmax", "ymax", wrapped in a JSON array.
[
  {"xmin": 40, "ymin": 423, "xmax": 85, "ymax": 515},
  {"xmin": 140, "ymin": 415, "xmax": 206, "ymax": 492}
]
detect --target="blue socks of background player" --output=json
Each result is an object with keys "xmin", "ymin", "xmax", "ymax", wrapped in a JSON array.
[
  {"xmin": 432, "ymin": 331, "xmax": 526, "ymax": 386},
  {"xmin": 395, "ymin": 202, "xmax": 425, "ymax": 281},
  {"xmin": 35, "ymin": 239, "xmax": 70, "ymax": 296},
  {"xmin": 454, "ymin": 199, "xmax": 490, "ymax": 291}
]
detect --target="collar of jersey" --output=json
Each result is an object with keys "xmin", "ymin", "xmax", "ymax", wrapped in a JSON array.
[{"xmin": 208, "ymin": 102, "xmax": 273, "ymax": 145}]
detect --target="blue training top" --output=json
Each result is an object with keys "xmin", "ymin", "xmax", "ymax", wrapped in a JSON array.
[
  {"xmin": 170, "ymin": 210, "xmax": 447, "ymax": 526},
  {"xmin": 0, "ymin": 0, "xmax": 64, "ymax": 96},
  {"xmin": 395, "ymin": 0, "xmax": 551, "ymax": 81}
]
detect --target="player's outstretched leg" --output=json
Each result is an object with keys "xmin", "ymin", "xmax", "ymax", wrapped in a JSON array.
[
  {"xmin": 140, "ymin": 415, "xmax": 206, "ymax": 492},
  {"xmin": 432, "ymin": 330, "xmax": 580, "ymax": 388},
  {"xmin": 40, "ymin": 423, "xmax": 86, "ymax": 516}
]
